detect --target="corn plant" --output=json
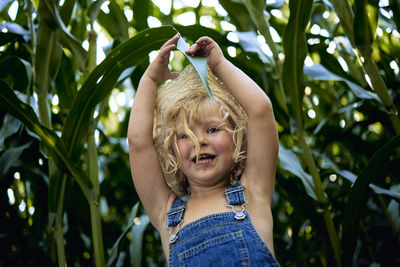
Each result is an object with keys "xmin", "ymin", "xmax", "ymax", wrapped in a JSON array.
[{"xmin": 1, "ymin": 0, "xmax": 399, "ymax": 266}]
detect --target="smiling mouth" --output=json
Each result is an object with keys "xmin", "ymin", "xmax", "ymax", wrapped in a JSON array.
[{"xmin": 192, "ymin": 154, "xmax": 216, "ymax": 164}]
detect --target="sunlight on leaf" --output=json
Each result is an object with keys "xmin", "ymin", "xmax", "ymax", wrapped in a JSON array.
[
  {"xmin": 278, "ymin": 145, "xmax": 318, "ymax": 200},
  {"xmin": 129, "ymin": 214, "xmax": 151, "ymax": 267},
  {"xmin": 304, "ymin": 64, "xmax": 381, "ymax": 102}
]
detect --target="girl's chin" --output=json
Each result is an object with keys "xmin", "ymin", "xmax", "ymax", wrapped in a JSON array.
[{"xmin": 186, "ymin": 174, "xmax": 231, "ymax": 187}]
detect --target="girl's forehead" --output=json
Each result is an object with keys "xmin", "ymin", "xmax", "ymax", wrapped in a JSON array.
[
  {"xmin": 175, "ymin": 101, "xmax": 224, "ymax": 127},
  {"xmin": 197, "ymin": 101, "xmax": 221, "ymax": 117}
]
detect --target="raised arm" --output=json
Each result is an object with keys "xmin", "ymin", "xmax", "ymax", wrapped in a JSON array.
[
  {"xmin": 186, "ymin": 37, "xmax": 279, "ymax": 202},
  {"xmin": 128, "ymin": 34, "xmax": 180, "ymax": 230}
]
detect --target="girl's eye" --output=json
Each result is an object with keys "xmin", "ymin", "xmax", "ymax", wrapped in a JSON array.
[
  {"xmin": 178, "ymin": 133, "xmax": 187, "ymax": 139},
  {"xmin": 207, "ymin": 127, "xmax": 219, "ymax": 134}
]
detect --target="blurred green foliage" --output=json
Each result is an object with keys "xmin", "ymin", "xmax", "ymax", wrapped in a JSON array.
[{"xmin": 1, "ymin": 0, "xmax": 400, "ymax": 266}]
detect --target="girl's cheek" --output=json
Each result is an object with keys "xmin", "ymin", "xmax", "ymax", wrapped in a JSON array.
[{"xmin": 177, "ymin": 141, "xmax": 188, "ymax": 156}]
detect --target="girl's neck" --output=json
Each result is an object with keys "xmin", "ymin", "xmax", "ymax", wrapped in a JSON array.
[{"xmin": 189, "ymin": 181, "xmax": 229, "ymax": 199}]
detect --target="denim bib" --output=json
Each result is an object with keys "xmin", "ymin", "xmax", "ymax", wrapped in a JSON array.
[{"xmin": 167, "ymin": 182, "xmax": 279, "ymax": 266}]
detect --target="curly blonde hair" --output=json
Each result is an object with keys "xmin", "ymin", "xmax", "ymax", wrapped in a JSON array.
[{"xmin": 153, "ymin": 64, "xmax": 248, "ymax": 196}]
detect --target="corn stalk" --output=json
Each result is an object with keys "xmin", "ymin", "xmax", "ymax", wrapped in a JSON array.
[
  {"xmin": 329, "ymin": 0, "xmax": 400, "ymax": 134},
  {"xmin": 281, "ymin": 0, "xmax": 342, "ymax": 265}
]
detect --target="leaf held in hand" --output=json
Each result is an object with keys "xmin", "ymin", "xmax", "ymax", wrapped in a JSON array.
[{"xmin": 176, "ymin": 36, "xmax": 214, "ymax": 102}]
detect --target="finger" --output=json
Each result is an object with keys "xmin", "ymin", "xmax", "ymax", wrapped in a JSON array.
[
  {"xmin": 196, "ymin": 36, "xmax": 213, "ymax": 46},
  {"xmin": 159, "ymin": 43, "xmax": 176, "ymax": 58},
  {"xmin": 161, "ymin": 43, "xmax": 176, "ymax": 53},
  {"xmin": 161, "ymin": 33, "xmax": 180, "ymax": 49},
  {"xmin": 185, "ymin": 44, "xmax": 198, "ymax": 55},
  {"xmin": 163, "ymin": 33, "xmax": 180, "ymax": 47}
]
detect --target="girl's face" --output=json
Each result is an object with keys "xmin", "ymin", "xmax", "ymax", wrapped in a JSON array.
[{"xmin": 174, "ymin": 101, "xmax": 235, "ymax": 188}]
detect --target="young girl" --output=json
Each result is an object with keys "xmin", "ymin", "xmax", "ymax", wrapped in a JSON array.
[{"xmin": 128, "ymin": 33, "xmax": 279, "ymax": 266}]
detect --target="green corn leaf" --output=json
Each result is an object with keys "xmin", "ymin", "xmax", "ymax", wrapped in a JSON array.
[
  {"xmin": 97, "ymin": 1, "xmax": 129, "ymax": 41},
  {"xmin": 388, "ymin": 185, "xmax": 400, "ymax": 230},
  {"xmin": 59, "ymin": 0, "xmax": 76, "ymax": 25},
  {"xmin": 218, "ymin": 0, "xmax": 254, "ymax": 31},
  {"xmin": 0, "ymin": 22, "xmax": 30, "ymax": 36},
  {"xmin": 326, "ymin": 0, "xmax": 355, "ymax": 45},
  {"xmin": 130, "ymin": 214, "xmax": 151, "ymax": 267},
  {"xmin": 342, "ymin": 134, "xmax": 400, "ymax": 266},
  {"xmin": 176, "ymin": 36, "xmax": 214, "ymax": 102},
  {"xmin": 0, "ymin": 80, "xmax": 94, "ymax": 202},
  {"xmin": 366, "ymin": 4, "xmax": 379, "ymax": 41},
  {"xmin": 354, "ymin": 0, "xmax": 373, "ymax": 56},
  {"xmin": 236, "ymin": 31, "xmax": 271, "ymax": 63},
  {"xmin": 316, "ymin": 152, "xmax": 400, "ymax": 202},
  {"xmin": 87, "ymin": 0, "xmax": 106, "ymax": 23},
  {"xmin": 132, "ymin": 0, "xmax": 151, "ymax": 31},
  {"xmin": 107, "ymin": 203, "xmax": 139, "ymax": 267},
  {"xmin": 337, "ymin": 170, "xmax": 400, "ymax": 202},
  {"xmin": 40, "ymin": 0, "xmax": 87, "ymax": 69},
  {"xmin": 55, "ymin": 54, "xmax": 78, "ymax": 110},
  {"xmin": 0, "ymin": 56, "xmax": 32, "ymax": 94},
  {"xmin": 34, "ymin": 21, "xmax": 60, "ymax": 97},
  {"xmin": 0, "ymin": 114, "xmax": 21, "ymax": 148},
  {"xmin": 282, "ymin": 0, "xmax": 313, "ymax": 134},
  {"xmin": 0, "ymin": 142, "xmax": 32, "ymax": 176},
  {"xmin": 278, "ymin": 145, "xmax": 318, "ymax": 201},
  {"xmin": 304, "ymin": 64, "xmax": 381, "ymax": 102},
  {"xmin": 62, "ymin": 26, "xmax": 177, "ymax": 160}
]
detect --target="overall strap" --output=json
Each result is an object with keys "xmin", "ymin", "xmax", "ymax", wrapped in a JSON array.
[
  {"xmin": 224, "ymin": 181, "xmax": 247, "ymax": 206},
  {"xmin": 166, "ymin": 198, "xmax": 186, "ymax": 228},
  {"xmin": 224, "ymin": 181, "xmax": 248, "ymax": 220}
]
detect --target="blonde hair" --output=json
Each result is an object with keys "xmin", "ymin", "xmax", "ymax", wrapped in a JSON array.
[{"xmin": 153, "ymin": 64, "xmax": 248, "ymax": 196}]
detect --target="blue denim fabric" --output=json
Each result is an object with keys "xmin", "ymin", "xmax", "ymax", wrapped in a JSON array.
[
  {"xmin": 167, "ymin": 182, "xmax": 279, "ymax": 266},
  {"xmin": 167, "ymin": 198, "xmax": 186, "ymax": 228},
  {"xmin": 225, "ymin": 182, "xmax": 247, "ymax": 206}
]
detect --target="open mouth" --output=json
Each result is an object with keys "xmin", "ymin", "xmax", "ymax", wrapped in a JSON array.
[{"xmin": 192, "ymin": 154, "xmax": 216, "ymax": 164}]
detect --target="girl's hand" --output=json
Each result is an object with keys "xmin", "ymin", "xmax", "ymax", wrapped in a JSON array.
[
  {"xmin": 143, "ymin": 33, "xmax": 180, "ymax": 84},
  {"xmin": 185, "ymin": 36, "xmax": 225, "ymax": 71}
]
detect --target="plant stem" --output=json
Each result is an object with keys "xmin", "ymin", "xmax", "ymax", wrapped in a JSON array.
[
  {"xmin": 298, "ymin": 136, "xmax": 326, "ymax": 202},
  {"xmin": 85, "ymin": 28, "xmax": 105, "ymax": 267},
  {"xmin": 89, "ymin": 200, "xmax": 105, "ymax": 266},
  {"xmin": 331, "ymin": 0, "xmax": 400, "ymax": 135},
  {"xmin": 34, "ymin": 17, "xmax": 68, "ymax": 266},
  {"xmin": 360, "ymin": 54, "xmax": 400, "ymax": 135},
  {"xmin": 323, "ymin": 208, "xmax": 341, "ymax": 267},
  {"xmin": 55, "ymin": 174, "xmax": 67, "ymax": 267},
  {"xmin": 244, "ymin": 0, "xmax": 288, "ymax": 114},
  {"xmin": 299, "ymin": 136, "xmax": 341, "ymax": 266},
  {"xmin": 54, "ymin": 225, "xmax": 66, "ymax": 267},
  {"xmin": 26, "ymin": 0, "xmax": 36, "ymax": 104},
  {"xmin": 87, "ymin": 128, "xmax": 105, "ymax": 267},
  {"xmin": 35, "ymin": 27, "xmax": 53, "ymax": 128}
]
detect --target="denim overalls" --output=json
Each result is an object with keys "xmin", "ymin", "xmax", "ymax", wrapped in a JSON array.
[{"xmin": 167, "ymin": 182, "xmax": 280, "ymax": 266}]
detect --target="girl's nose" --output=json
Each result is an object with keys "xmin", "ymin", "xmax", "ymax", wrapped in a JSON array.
[{"xmin": 196, "ymin": 132, "xmax": 209, "ymax": 146}]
